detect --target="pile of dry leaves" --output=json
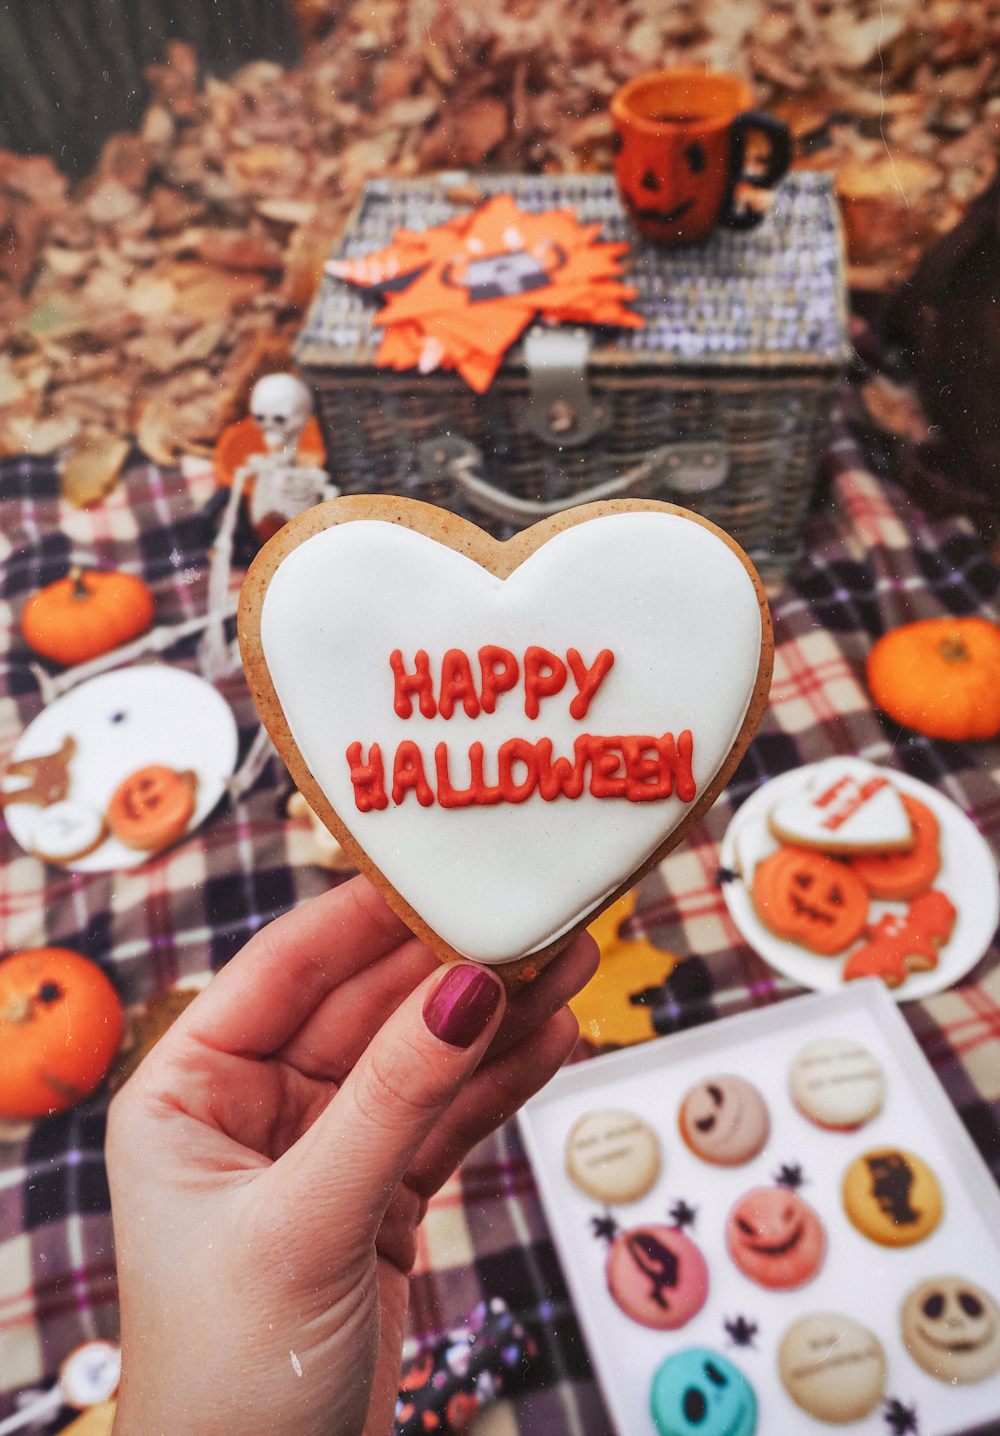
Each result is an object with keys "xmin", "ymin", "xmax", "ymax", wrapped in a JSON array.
[{"xmin": 0, "ymin": 0, "xmax": 998, "ymax": 494}]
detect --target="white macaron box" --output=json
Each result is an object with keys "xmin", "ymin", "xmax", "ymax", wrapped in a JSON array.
[{"xmin": 519, "ymin": 979, "xmax": 1000, "ymax": 1436}]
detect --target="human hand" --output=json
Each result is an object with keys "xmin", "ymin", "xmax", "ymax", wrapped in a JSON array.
[{"xmin": 106, "ymin": 876, "xmax": 597, "ymax": 1436}]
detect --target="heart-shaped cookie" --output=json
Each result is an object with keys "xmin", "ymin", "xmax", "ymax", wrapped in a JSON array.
[
  {"xmin": 768, "ymin": 757, "xmax": 913, "ymax": 854},
  {"xmin": 239, "ymin": 496, "xmax": 771, "ymax": 987}
]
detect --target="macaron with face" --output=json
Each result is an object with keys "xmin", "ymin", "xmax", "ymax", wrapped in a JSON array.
[
  {"xmin": 901, "ymin": 1276, "xmax": 1000, "ymax": 1384},
  {"xmin": 679, "ymin": 1076, "xmax": 770, "ymax": 1167},
  {"xmin": 726, "ymin": 1185, "xmax": 826, "ymax": 1290},
  {"xmin": 607, "ymin": 1224, "xmax": 709, "ymax": 1330},
  {"xmin": 778, "ymin": 1313, "xmax": 886, "ymax": 1422},
  {"xmin": 650, "ymin": 1348, "xmax": 757, "ymax": 1436}
]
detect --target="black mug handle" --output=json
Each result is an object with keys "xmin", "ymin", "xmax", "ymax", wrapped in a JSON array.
[{"xmin": 721, "ymin": 110, "xmax": 792, "ymax": 230}]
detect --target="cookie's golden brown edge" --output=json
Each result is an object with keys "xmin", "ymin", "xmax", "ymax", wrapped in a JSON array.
[{"xmin": 238, "ymin": 495, "xmax": 773, "ymax": 992}]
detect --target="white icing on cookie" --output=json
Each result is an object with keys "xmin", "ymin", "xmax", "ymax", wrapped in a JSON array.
[
  {"xmin": 260, "ymin": 513, "xmax": 762, "ymax": 963},
  {"xmin": 768, "ymin": 757, "xmax": 912, "ymax": 853},
  {"xmin": 734, "ymin": 816, "xmax": 779, "ymax": 883},
  {"xmin": 29, "ymin": 800, "xmax": 106, "ymax": 863}
]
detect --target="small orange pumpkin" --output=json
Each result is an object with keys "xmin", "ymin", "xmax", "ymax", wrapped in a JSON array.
[
  {"xmin": 0, "ymin": 947, "xmax": 124, "ymax": 1119},
  {"xmin": 867, "ymin": 617, "xmax": 1000, "ymax": 741},
  {"xmin": 21, "ymin": 567, "xmax": 155, "ymax": 667},
  {"xmin": 753, "ymin": 845, "xmax": 870, "ymax": 955}
]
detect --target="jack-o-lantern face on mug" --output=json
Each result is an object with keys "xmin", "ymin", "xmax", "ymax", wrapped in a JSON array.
[
  {"xmin": 752, "ymin": 845, "xmax": 869, "ymax": 954},
  {"xmin": 610, "ymin": 69, "xmax": 791, "ymax": 245},
  {"xmin": 902, "ymin": 1277, "xmax": 1000, "ymax": 1384}
]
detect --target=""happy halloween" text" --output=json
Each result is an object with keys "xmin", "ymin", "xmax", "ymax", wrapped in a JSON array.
[{"xmin": 345, "ymin": 647, "xmax": 697, "ymax": 811}]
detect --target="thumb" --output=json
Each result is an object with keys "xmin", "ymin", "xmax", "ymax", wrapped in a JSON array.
[{"xmin": 267, "ymin": 961, "xmax": 505, "ymax": 1245}]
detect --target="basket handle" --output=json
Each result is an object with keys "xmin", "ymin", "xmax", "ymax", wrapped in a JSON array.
[{"xmin": 416, "ymin": 436, "xmax": 729, "ymax": 524}]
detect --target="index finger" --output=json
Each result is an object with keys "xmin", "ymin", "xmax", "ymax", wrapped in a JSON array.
[{"xmin": 182, "ymin": 874, "xmax": 412, "ymax": 1056}]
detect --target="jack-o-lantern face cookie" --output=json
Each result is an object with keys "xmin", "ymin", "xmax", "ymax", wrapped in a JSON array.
[
  {"xmin": 238, "ymin": 496, "xmax": 772, "ymax": 986},
  {"xmin": 752, "ymin": 845, "xmax": 869, "ymax": 955},
  {"xmin": 679, "ymin": 1076, "xmax": 769, "ymax": 1166},
  {"xmin": 843, "ymin": 1147, "xmax": 943, "ymax": 1246},
  {"xmin": 107, "ymin": 765, "xmax": 198, "ymax": 852},
  {"xmin": 726, "ymin": 1183, "xmax": 826, "ymax": 1289},
  {"xmin": 901, "ymin": 1276, "xmax": 1000, "ymax": 1384}
]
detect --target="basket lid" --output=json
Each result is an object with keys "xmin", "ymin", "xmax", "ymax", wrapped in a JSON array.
[{"xmin": 296, "ymin": 172, "xmax": 850, "ymax": 373}]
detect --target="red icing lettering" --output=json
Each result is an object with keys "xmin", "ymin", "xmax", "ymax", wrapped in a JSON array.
[
  {"xmin": 438, "ymin": 649, "xmax": 481, "ymax": 720},
  {"xmin": 523, "ymin": 646, "xmax": 567, "ymax": 720},
  {"xmin": 346, "ymin": 742, "xmax": 388, "ymax": 812},
  {"xmin": 478, "ymin": 646, "xmax": 519, "ymax": 715},
  {"xmin": 390, "ymin": 650, "xmax": 437, "ymax": 719},
  {"xmin": 392, "ymin": 741, "xmax": 434, "ymax": 806},
  {"xmin": 535, "ymin": 736, "xmax": 589, "ymax": 800},
  {"xmin": 819, "ymin": 776, "xmax": 889, "ymax": 832},
  {"xmin": 566, "ymin": 649, "xmax": 615, "ymax": 720},
  {"xmin": 621, "ymin": 736, "xmax": 669, "ymax": 801},
  {"xmin": 435, "ymin": 743, "xmax": 476, "ymax": 807},
  {"xmin": 498, "ymin": 737, "xmax": 538, "ymax": 803},
  {"xmin": 814, "ymin": 775, "xmax": 852, "ymax": 808},
  {"xmin": 657, "ymin": 730, "xmax": 696, "ymax": 803},
  {"xmin": 588, "ymin": 736, "xmax": 628, "ymax": 798},
  {"xmin": 469, "ymin": 742, "xmax": 501, "ymax": 805}
]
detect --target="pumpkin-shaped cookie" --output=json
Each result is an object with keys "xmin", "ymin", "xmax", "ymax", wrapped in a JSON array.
[
  {"xmin": 752, "ymin": 845, "xmax": 869, "ymax": 955},
  {"xmin": 867, "ymin": 617, "xmax": 1000, "ymax": 741},
  {"xmin": 107, "ymin": 765, "xmax": 198, "ymax": 852},
  {"xmin": 849, "ymin": 794, "xmax": 940, "ymax": 900},
  {"xmin": 21, "ymin": 567, "xmax": 155, "ymax": 667}
]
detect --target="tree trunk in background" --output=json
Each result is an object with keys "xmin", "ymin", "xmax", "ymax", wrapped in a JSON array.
[{"xmin": 0, "ymin": 0, "xmax": 299, "ymax": 178}]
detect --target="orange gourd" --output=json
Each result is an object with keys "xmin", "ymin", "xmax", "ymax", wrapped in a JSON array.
[
  {"xmin": 0, "ymin": 947, "xmax": 123, "ymax": 1119},
  {"xmin": 867, "ymin": 617, "xmax": 1000, "ymax": 741},
  {"xmin": 21, "ymin": 567, "xmax": 155, "ymax": 666}
]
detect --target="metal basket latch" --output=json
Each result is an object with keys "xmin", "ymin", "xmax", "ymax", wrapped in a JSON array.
[{"xmin": 522, "ymin": 326, "xmax": 610, "ymax": 448}]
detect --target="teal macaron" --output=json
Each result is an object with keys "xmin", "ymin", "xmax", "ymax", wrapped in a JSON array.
[{"xmin": 650, "ymin": 1348, "xmax": 756, "ymax": 1436}]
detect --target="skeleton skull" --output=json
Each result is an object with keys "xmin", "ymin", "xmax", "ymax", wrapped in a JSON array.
[
  {"xmin": 250, "ymin": 374, "xmax": 314, "ymax": 458},
  {"xmin": 902, "ymin": 1275, "xmax": 1000, "ymax": 1383}
]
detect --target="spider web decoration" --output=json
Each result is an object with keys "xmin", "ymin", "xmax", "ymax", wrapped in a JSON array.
[{"xmin": 327, "ymin": 194, "xmax": 643, "ymax": 392}]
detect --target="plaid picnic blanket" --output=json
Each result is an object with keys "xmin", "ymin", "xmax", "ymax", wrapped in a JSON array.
[{"xmin": 1, "ymin": 429, "xmax": 999, "ymax": 1433}]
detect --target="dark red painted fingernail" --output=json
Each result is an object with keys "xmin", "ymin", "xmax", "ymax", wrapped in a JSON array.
[{"xmin": 422, "ymin": 965, "xmax": 503, "ymax": 1048}]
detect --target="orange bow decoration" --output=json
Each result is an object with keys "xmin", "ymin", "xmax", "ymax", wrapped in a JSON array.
[{"xmin": 327, "ymin": 194, "xmax": 643, "ymax": 392}]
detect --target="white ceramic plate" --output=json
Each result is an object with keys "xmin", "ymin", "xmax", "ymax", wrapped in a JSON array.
[
  {"xmin": 4, "ymin": 665, "xmax": 239, "ymax": 871},
  {"xmin": 719, "ymin": 763, "xmax": 999, "ymax": 1002},
  {"xmin": 520, "ymin": 981, "xmax": 1000, "ymax": 1436}
]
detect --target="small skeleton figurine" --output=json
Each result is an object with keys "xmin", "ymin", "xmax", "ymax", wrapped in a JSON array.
[
  {"xmin": 241, "ymin": 374, "xmax": 338, "ymax": 541},
  {"xmin": 201, "ymin": 375, "xmax": 338, "ymax": 681}
]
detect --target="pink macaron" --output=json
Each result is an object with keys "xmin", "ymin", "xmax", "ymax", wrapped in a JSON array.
[
  {"xmin": 726, "ymin": 1186, "xmax": 826, "ymax": 1290},
  {"xmin": 606, "ymin": 1224, "xmax": 709, "ymax": 1329}
]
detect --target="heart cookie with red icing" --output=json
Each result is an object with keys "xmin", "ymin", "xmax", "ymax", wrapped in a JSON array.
[
  {"xmin": 768, "ymin": 757, "xmax": 914, "ymax": 855},
  {"xmin": 238, "ymin": 496, "xmax": 771, "ymax": 986}
]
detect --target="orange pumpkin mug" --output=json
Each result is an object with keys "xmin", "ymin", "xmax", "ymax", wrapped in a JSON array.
[{"xmin": 610, "ymin": 70, "xmax": 792, "ymax": 246}]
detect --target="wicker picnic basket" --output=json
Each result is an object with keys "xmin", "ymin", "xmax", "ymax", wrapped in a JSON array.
[{"xmin": 295, "ymin": 172, "xmax": 850, "ymax": 584}]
